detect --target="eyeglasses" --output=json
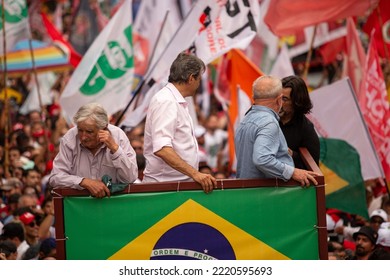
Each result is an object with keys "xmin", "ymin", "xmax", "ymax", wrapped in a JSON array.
[{"xmin": 27, "ymin": 221, "xmax": 38, "ymax": 227}]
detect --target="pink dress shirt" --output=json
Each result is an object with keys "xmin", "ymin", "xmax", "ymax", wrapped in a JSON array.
[
  {"xmin": 143, "ymin": 83, "xmax": 199, "ymax": 182},
  {"xmin": 48, "ymin": 124, "xmax": 138, "ymax": 189}
]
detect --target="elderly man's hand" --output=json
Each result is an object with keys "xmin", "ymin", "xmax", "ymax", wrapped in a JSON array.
[
  {"xmin": 292, "ymin": 169, "xmax": 321, "ymax": 187},
  {"xmin": 98, "ymin": 129, "xmax": 119, "ymax": 154},
  {"xmin": 80, "ymin": 178, "xmax": 111, "ymax": 198}
]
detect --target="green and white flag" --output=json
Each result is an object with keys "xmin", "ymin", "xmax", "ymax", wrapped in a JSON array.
[
  {"xmin": 319, "ymin": 138, "xmax": 368, "ymax": 218},
  {"xmin": 309, "ymin": 78, "xmax": 383, "ymax": 217},
  {"xmin": 0, "ymin": 0, "xmax": 29, "ymax": 53},
  {"xmin": 60, "ymin": 0, "xmax": 134, "ymax": 122}
]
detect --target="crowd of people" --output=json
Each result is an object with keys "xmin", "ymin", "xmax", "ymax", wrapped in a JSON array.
[
  {"xmin": 1, "ymin": 1, "xmax": 390, "ymax": 261},
  {"xmin": 2, "ymin": 50, "xmax": 390, "ymax": 260}
]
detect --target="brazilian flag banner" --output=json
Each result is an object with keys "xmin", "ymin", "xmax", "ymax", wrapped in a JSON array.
[
  {"xmin": 319, "ymin": 138, "xmax": 368, "ymax": 219},
  {"xmin": 61, "ymin": 186, "xmax": 323, "ymax": 260}
]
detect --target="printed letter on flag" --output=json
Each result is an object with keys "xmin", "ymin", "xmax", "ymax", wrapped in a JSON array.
[
  {"xmin": 120, "ymin": 0, "xmax": 260, "ymax": 128},
  {"xmin": 359, "ymin": 33, "xmax": 390, "ymax": 184},
  {"xmin": 60, "ymin": 0, "xmax": 134, "ymax": 122}
]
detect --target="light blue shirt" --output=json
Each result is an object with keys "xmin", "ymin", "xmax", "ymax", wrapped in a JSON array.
[{"xmin": 235, "ymin": 105, "xmax": 294, "ymax": 180}]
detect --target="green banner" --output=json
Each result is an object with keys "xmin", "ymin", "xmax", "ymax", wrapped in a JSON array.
[{"xmin": 64, "ymin": 187, "xmax": 319, "ymax": 260}]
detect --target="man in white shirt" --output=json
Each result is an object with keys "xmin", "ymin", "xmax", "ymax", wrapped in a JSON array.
[{"xmin": 143, "ymin": 53, "xmax": 216, "ymax": 193}]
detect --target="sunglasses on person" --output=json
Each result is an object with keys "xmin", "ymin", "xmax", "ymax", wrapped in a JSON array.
[{"xmin": 27, "ymin": 220, "xmax": 38, "ymax": 227}]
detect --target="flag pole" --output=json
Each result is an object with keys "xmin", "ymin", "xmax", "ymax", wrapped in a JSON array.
[
  {"xmin": 145, "ymin": 10, "xmax": 170, "ymax": 73},
  {"xmin": 26, "ymin": 13, "xmax": 50, "ymax": 163},
  {"xmin": 0, "ymin": 0, "xmax": 11, "ymax": 178},
  {"xmin": 302, "ymin": 25, "xmax": 317, "ymax": 80},
  {"xmin": 116, "ymin": 1, "xmax": 200, "ymax": 127},
  {"xmin": 114, "ymin": 9, "xmax": 171, "ymax": 126}
]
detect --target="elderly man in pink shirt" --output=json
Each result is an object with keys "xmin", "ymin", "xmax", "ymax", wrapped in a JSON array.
[
  {"xmin": 49, "ymin": 103, "xmax": 138, "ymax": 198},
  {"xmin": 143, "ymin": 52, "xmax": 216, "ymax": 193}
]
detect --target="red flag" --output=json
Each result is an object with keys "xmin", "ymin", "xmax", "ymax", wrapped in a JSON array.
[
  {"xmin": 363, "ymin": 0, "xmax": 390, "ymax": 59},
  {"xmin": 359, "ymin": 31, "xmax": 390, "ymax": 185},
  {"xmin": 264, "ymin": 0, "xmax": 378, "ymax": 36},
  {"xmin": 41, "ymin": 12, "xmax": 82, "ymax": 68},
  {"xmin": 317, "ymin": 37, "xmax": 345, "ymax": 65},
  {"xmin": 342, "ymin": 17, "xmax": 366, "ymax": 96}
]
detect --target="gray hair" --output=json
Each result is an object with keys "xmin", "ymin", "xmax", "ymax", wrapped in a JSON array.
[
  {"xmin": 252, "ymin": 75, "xmax": 282, "ymax": 99},
  {"xmin": 168, "ymin": 52, "xmax": 205, "ymax": 84},
  {"xmin": 73, "ymin": 103, "xmax": 108, "ymax": 129}
]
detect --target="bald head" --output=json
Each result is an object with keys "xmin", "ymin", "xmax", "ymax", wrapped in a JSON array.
[{"xmin": 252, "ymin": 75, "xmax": 282, "ymax": 100}]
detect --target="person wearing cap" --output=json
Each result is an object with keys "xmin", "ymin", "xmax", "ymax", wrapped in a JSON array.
[
  {"xmin": 349, "ymin": 226, "xmax": 378, "ymax": 260},
  {"xmin": 49, "ymin": 103, "xmax": 138, "ymax": 198},
  {"xmin": 376, "ymin": 222, "xmax": 390, "ymax": 252},
  {"xmin": 18, "ymin": 211, "xmax": 39, "ymax": 247},
  {"xmin": 369, "ymin": 208, "xmax": 388, "ymax": 232},
  {"xmin": 0, "ymin": 222, "xmax": 29, "ymax": 260},
  {"xmin": 0, "ymin": 178, "xmax": 22, "ymax": 202},
  {"xmin": 335, "ymin": 209, "xmax": 388, "ymax": 242}
]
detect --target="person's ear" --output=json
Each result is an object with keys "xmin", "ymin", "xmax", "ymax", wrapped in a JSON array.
[{"xmin": 277, "ymin": 94, "xmax": 283, "ymax": 105}]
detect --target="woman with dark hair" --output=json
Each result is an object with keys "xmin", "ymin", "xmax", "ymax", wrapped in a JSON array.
[{"xmin": 279, "ymin": 76, "xmax": 320, "ymax": 170}]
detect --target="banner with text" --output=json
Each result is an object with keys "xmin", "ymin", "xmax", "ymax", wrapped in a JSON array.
[{"xmin": 63, "ymin": 186, "xmax": 320, "ymax": 260}]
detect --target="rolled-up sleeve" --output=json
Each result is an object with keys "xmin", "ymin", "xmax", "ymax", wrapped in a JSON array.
[{"xmin": 150, "ymin": 99, "xmax": 177, "ymax": 153}]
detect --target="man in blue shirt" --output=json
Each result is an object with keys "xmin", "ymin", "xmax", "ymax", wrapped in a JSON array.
[{"xmin": 235, "ymin": 75, "xmax": 319, "ymax": 187}]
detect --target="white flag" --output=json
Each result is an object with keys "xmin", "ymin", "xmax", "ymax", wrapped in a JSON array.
[
  {"xmin": 60, "ymin": 0, "xmax": 134, "ymax": 123},
  {"xmin": 269, "ymin": 43, "xmax": 294, "ymax": 78},
  {"xmin": 19, "ymin": 72, "xmax": 57, "ymax": 115},
  {"xmin": 121, "ymin": 0, "xmax": 260, "ymax": 127},
  {"xmin": 309, "ymin": 78, "xmax": 384, "ymax": 180},
  {"xmin": 193, "ymin": 0, "xmax": 260, "ymax": 64},
  {"xmin": 237, "ymin": 86, "xmax": 252, "ymax": 125},
  {"xmin": 133, "ymin": 0, "xmax": 183, "ymax": 75},
  {"xmin": 0, "ymin": 0, "xmax": 29, "ymax": 53},
  {"xmin": 145, "ymin": 0, "xmax": 226, "ymax": 83}
]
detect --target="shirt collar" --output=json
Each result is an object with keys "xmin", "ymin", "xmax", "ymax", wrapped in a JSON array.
[
  {"xmin": 166, "ymin": 83, "xmax": 187, "ymax": 104},
  {"xmin": 251, "ymin": 105, "xmax": 280, "ymax": 121}
]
